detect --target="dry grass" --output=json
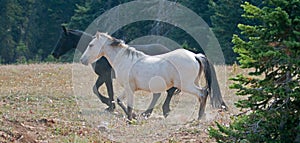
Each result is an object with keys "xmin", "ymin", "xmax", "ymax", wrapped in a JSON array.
[{"xmin": 0, "ymin": 63, "xmax": 248, "ymax": 142}]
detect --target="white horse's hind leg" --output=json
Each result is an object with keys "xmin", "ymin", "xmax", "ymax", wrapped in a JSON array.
[
  {"xmin": 142, "ymin": 93, "xmax": 161, "ymax": 117},
  {"xmin": 181, "ymin": 84, "xmax": 208, "ymax": 120},
  {"xmin": 198, "ymin": 91, "xmax": 208, "ymax": 119},
  {"xmin": 182, "ymin": 84, "xmax": 204, "ymax": 98},
  {"xmin": 193, "ymin": 76, "xmax": 209, "ymax": 119}
]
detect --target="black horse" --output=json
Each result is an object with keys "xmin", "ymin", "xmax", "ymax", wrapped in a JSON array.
[
  {"xmin": 52, "ymin": 26, "xmax": 180, "ymax": 117},
  {"xmin": 52, "ymin": 26, "xmax": 227, "ymax": 117}
]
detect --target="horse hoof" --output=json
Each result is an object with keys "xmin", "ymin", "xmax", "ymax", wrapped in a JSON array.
[
  {"xmin": 126, "ymin": 119, "xmax": 137, "ymax": 125},
  {"xmin": 163, "ymin": 112, "xmax": 170, "ymax": 118},
  {"xmin": 163, "ymin": 108, "xmax": 170, "ymax": 118},
  {"xmin": 141, "ymin": 111, "xmax": 152, "ymax": 118},
  {"xmin": 221, "ymin": 103, "xmax": 228, "ymax": 111},
  {"xmin": 132, "ymin": 112, "xmax": 137, "ymax": 119},
  {"xmin": 198, "ymin": 113, "xmax": 206, "ymax": 120},
  {"xmin": 105, "ymin": 106, "xmax": 115, "ymax": 112}
]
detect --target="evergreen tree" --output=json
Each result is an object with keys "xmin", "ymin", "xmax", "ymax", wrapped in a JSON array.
[
  {"xmin": 0, "ymin": 0, "xmax": 22, "ymax": 63},
  {"xmin": 69, "ymin": 0, "xmax": 127, "ymax": 30},
  {"xmin": 210, "ymin": 0, "xmax": 262, "ymax": 64},
  {"xmin": 178, "ymin": 0, "xmax": 213, "ymax": 26},
  {"xmin": 210, "ymin": 0, "xmax": 244, "ymax": 64},
  {"xmin": 209, "ymin": 0, "xmax": 300, "ymax": 142},
  {"xmin": 0, "ymin": 0, "xmax": 81, "ymax": 63}
]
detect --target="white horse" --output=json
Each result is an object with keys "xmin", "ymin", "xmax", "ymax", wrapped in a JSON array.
[{"xmin": 80, "ymin": 32, "xmax": 212, "ymax": 121}]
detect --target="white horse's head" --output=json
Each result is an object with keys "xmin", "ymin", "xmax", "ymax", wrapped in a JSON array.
[{"xmin": 80, "ymin": 31, "xmax": 124, "ymax": 65}]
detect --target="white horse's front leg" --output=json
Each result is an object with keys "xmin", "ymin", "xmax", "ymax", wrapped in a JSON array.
[
  {"xmin": 127, "ymin": 89, "xmax": 134, "ymax": 121},
  {"xmin": 117, "ymin": 90, "xmax": 128, "ymax": 115},
  {"xmin": 116, "ymin": 89, "xmax": 136, "ymax": 120}
]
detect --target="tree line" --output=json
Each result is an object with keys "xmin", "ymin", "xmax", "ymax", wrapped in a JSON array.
[{"xmin": 0, "ymin": 0, "xmax": 261, "ymax": 64}]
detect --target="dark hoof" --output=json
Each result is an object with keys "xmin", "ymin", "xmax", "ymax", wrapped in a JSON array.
[
  {"xmin": 126, "ymin": 112, "xmax": 138, "ymax": 125},
  {"xmin": 105, "ymin": 104, "xmax": 115, "ymax": 112},
  {"xmin": 127, "ymin": 112, "xmax": 137, "ymax": 120},
  {"xmin": 132, "ymin": 112, "xmax": 137, "ymax": 119},
  {"xmin": 126, "ymin": 119, "xmax": 137, "ymax": 125},
  {"xmin": 198, "ymin": 112, "xmax": 206, "ymax": 120},
  {"xmin": 141, "ymin": 112, "xmax": 151, "ymax": 118},
  {"xmin": 163, "ymin": 110, "xmax": 170, "ymax": 118},
  {"xmin": 163, "ymin": 112, "xmax": 170, "ymax": 118},
  {"xmin": 141, "ymin": 110, "xmax": 152, "ymax": 118},
  {"xmin": 221, "ymin": 102, "xmax": 228, "ymax": 111},
  {"xmin": 105, "ymin": 107, "xmax": 114, "ymax": 112}
]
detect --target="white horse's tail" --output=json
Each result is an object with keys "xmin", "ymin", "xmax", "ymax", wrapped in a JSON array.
[
  {"xmin": 195, "ymin": 54, "xmax": 212, "ymax": 94},
  {"xmin": 195, "ymin": 54, "xmax": 227, "ymax": 109}
]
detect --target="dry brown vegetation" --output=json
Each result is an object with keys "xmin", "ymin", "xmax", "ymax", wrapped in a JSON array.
[{"xmin": 0, "ymin": 63, "xmax": 247, "ymax": 142}]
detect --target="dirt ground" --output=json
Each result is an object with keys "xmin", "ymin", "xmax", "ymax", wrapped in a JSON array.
[{"xmin": 0, "ymin": 63, "xmax": 246, "ymax": 142}]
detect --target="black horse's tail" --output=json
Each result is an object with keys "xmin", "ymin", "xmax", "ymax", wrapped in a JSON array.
[{"xmin": 195, "ymin": 54, "xmax": 227, "ymax": 109}]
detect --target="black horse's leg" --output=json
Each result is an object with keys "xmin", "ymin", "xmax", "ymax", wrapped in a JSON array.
[
  {"xmin": 93, "ymin": 76, "xmax": 110, "ymax": 106},
  {"xmin": 141, "ymin": 93, "xmax": 161, "ymax": 117},
  {"xmin": 117, "ymin": 98, "xmax": 128, "ymax": 115},
  {"xmin": 162, "ymin": 87, "xmax": 178, "ymax": 117},
  {"xmin": 104, "ymin": 74, "xmax": 115, "ymax": 112}
]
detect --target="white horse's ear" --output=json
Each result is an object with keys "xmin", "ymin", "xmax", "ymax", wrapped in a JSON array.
[{"xmin": 96, "ymin": 32, "xmax": 101, "ymax": 39}]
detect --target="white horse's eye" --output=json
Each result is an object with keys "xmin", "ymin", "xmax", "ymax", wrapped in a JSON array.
[{"xmin": 89, "ymin": 44, "xmax": 94, "ymax": 48}]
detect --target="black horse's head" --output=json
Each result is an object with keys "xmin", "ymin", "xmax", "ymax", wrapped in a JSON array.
[{"xmin": 52, "ymin": 26, "xmax": 83, "ymax": 58}]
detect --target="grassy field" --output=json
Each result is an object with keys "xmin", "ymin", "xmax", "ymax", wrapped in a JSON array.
[{"xmin": 0, "ymin": 63, "xmax": 246, "ymax": 142}]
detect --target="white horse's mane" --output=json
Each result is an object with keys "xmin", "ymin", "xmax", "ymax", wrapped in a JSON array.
[
  {"xmin": 97, "ymin": 32, "xmax": 145, "ymax": 58},
  {"xmin": 123, "ymin": 46, "xmax": 146, "ymax": 58}
]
